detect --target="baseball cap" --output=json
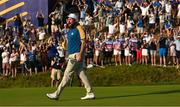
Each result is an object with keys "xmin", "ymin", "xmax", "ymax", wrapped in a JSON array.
[
  {"xmin": 176, "ymin": 36, "xmax": 180, "ymax": 39},
  {"xmin": 95, "ymin": 38, "xmax": 99, "ymax": 41},
  {"xmin": 107, "ymin": 35, "xmax": 111, "ymax": 38},
  {"xmin": 68, "ymin": 13, "xmax": 78, "ymax": 21}
]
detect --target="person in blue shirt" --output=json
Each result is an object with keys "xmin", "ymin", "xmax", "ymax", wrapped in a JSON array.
[
  {"xmin": 27, "ymin": 50, "xmax": 35, "ymax": 76},
  {"xmin": 13, "ymin": 14, "xmax": 23, "ymax": 35},
  {"xmin": 137, "ymin": 16, "xmax": 144, "ymax": 34},
  {"xmin": 164, "ymin": 19, "xmax": 172, "ymax": 37},
  {"xmin": 153, "ymin": 0, "xmax": 162, "ymax": 8},
  {"xmin": 47, "ymin": 42, "xmax": 58, "ymax": 60},
  {"xmin": 46, "ymin": 13, "xmax": 95, "ymax": 100},
  {"xmin": 159, "ymin": 31, "xmax": 168, "ymax": 67}
]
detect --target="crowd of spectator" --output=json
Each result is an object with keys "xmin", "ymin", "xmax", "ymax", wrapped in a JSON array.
[{"xmin": 0, "ymin": 0, "xmax": 180, "ymax": 79}]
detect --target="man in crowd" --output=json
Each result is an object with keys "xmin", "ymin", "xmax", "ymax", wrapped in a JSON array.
[{"xmin": 174, "ymin": 35, "xmax": 180, "ymax": 69}]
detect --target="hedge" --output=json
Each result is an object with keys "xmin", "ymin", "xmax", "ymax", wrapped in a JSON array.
[{"xmin": 0, "ymin": 65, "xmax": 180, "ymax": 88}]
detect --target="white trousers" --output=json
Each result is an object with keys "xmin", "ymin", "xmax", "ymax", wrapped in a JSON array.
[{"xmin": 54, "ymin": 53, "xmax": 93, "ymax": 96}]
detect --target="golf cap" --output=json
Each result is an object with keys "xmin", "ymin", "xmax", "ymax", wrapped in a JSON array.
[
  {"xmin": 107, "ymin": 35, "xmax": 111, "ymax": 38},
  {"xmin": 95, "ymin": 38, "xmax": 99, "ymax": 41},
  {"xmin": 68, "ymin": 13, "xmax": 78, "ymax": 21},
  {"xmin": 177, "ymin": 36, "xmax": 180, "ymax": 39}
]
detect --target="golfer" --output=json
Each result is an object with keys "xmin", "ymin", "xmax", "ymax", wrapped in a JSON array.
[{"xmin": 46, "ymin": 13, "xmax": 95, "ymax": 100}]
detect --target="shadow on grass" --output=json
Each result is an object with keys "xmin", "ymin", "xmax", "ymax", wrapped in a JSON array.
[{"xmin": 96, "ymin": 89, "xmax": 180, "ymax": 100}]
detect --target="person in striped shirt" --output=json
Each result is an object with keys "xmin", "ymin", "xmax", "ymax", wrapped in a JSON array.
[{"xmin": 104, "ymin": 35, "xmax": 113, "ymax": 65}]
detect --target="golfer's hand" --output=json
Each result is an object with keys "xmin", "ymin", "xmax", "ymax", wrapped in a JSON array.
[{"xmin": 76, "ymin": 53, "xmax": 82, "ymax": 62}]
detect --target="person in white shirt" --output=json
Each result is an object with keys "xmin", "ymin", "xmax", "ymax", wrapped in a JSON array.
[
  {"xmin": 139, "ymin": 3, "xmax": 150, "ymax": 17},
  {"xmin": 78, "ymin": 4, "xmax": 88, "ymax": 23},
  {"xmin": 114, "ymin": 0, "xmax": 124, "ymax": 10},
  {"xmin": 159, "ymin": 11, "xmax": 165, "ymax": 32},
  {"xmin": 165, "ymin": 1, "xmax": 172, "ymax": 18},
  {"xmin": 169, "ymin": 37, "xmax": 176, "ymax": 66},
  {"xmin": 119, "ymin": 21, "xmax": 126, "ymax": 36},
  {"xmin": 20, "ymin": 49, "xmax": 28, "ymax": 76},
  {"xmin": 10, "ymin": 49, "xmax": 19, "ymax": 78},
  {"xmin": 108, "ymin": 20, "xmax": 118, "ymax": 37},
  {"xmin": 61, "ymin": 24, "xmax": 69, "ymax": 42},
  {"xmin": 126, "ymin": 16, "xmax": 134, "ymax": 34},
  {"xmin": 148, "ymin": 11, "xmax": 156, "ymax": 33},
  {"xmin": 38, "ymin": 28, "xmax": 46, "ymax": 42},
  {"xmin": 160, "ymin": 0, "xmax": 165, "ymax": 9},
  {"xmin": 1, "ymin": 48, "xmax": 9, "ymax": 76},
  {"xmin": 57, "ymin": 42, "xmax": 65, "ymax": 62},
  {"xmin": 139, "ymin": 2, "xmax": 151, "ymax": 29},
  {"xmin": 94, "ymin": 38, "xmax": 101, "ymax": 66},
  {"xmin": 84, "ymin": 13, "xmax": 92, "ymax": 35},
  {"xmin": 141, "ymin": 40, "xmax": 148, "ymax": 65},
  {"xmin": 174, "ymin": 35, "xmax": 180, "ymax": 69},
  {"xmin": 124, "ymin": 38, "xmax": 131, "ymax": 66}
]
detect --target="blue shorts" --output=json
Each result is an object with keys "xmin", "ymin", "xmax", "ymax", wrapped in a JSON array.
[{"xmin": 159, "ymin": 48, "xmax": 166, "ymax": 57}]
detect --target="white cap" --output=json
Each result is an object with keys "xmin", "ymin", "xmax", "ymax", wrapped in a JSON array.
[
  {"xmin": 107, "ymin": 35, "xmax": 111, "ymax": 38},
  {"xmin": 68, "ymin": 13, "xmax": 78, "ymax": 21},
  {"xmin": 125, "ymin": 37, "xmax": 129, "ymax": 41},
  {"xmin": 130, "ymin": 32, "xmax": 135, "ymax": 35},
  {"xmin": 177, "ymin": 36, "xmax": 180, "ymax": 39},
  {"xmin": 95, "ymin": 38, "xmax": 99, "ymax": 41}
]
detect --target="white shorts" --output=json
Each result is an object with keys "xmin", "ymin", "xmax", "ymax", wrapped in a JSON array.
[
  {"xmin": 113, "ymin": 49, "xmax": 121, "ymax": 55},
  {"xmin": 125, "ymin": 49, "xmax": 131, "ymax": 56},
  {"xmin": 95, "ymin": 50, "xmax": 100, "ymax": 56},
  {"xmin": 177, "ymin": 11, "xmax": 180, "ymax": 19},
  {"xmin": 170, "ymin": 50, "xmax": 176, "ymax": 56},
  {"xmin": 137, "ymin": 27, "xmax": 144, "ymax": 34},
  {"xmin": 170, "ymin": 46, "xmax": 176, "ymax": 56},
  {"xmin": 51, "ymin": 68, "xmax": 61, "ymax": 80},
  {"xmin": 150, "ymin": 50, "xmax": 156, "ymax": 56},
  {"xmin": 142, "ymin": 49, "xmax": 148, "ymax": 56}
]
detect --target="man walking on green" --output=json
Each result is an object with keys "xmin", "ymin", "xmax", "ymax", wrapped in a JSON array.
[{"xmin": 46, "ymin": 13, "xmax": 95, "ymax": 100}]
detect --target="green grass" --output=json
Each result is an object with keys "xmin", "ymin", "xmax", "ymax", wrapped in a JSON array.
[
  {"xmin": 0, "ymin": 85, "xmax": 180, "ymax": 106},
  {"xmin": 1, "ymin": 64, "xmax": 180, "ymax": 88}
]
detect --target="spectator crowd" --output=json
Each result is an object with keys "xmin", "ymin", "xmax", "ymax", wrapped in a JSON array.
[{"xmin": 0, "ymin": 0, "xmax": 180, "ymax": 79}]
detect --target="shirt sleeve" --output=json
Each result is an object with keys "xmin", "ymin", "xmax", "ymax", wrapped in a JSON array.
[{"xmin": 77, "ymin": 25, "xmax": 85, "ymax": 40}]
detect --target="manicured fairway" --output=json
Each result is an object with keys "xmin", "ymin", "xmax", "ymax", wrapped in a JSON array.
[{"xmin": 0, "ymin": 85, "xmax": 180, "ymax": 106}]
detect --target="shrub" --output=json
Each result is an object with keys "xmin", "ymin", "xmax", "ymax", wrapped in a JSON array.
[{"xmin": 0, "ymin": 65, "xmax": 180, "ymax": 88}]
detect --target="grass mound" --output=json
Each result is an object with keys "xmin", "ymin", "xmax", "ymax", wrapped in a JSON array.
[{"xmin": 0, "ymin": 65, "xmax": 180, "ymax": 88}]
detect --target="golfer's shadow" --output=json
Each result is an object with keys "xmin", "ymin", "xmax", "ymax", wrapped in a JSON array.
[{"xmin": 96, "ymin": 89, "xmax": 180, "ymax": 100}]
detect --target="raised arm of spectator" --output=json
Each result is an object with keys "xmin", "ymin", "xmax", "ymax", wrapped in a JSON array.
[
  {"xmin": 72, "ymin": 0, "xmax": 75, "ymax": 5},
  {"xmin": 84, "ymin": 4, "xmax": 88, "ymax": 12},
  {"xmin": 36, "ymin": 11, "xmax": 39, "ymax": 18},
  {"xmin": 114, "ymin": 18, "xmax": 119, "ymax": 28},
  {"xmin": 49, "ymin": 12, "xmax": 53, "ymax": 18},
  {"xmin": 41, "ymin": 10, "xmax": 44, "ymax": 18},
  {"xmin": 77, "ymin": 0, "xmax": 81, "ymax": 6},
  {"xmin": 77, "ymin": 4, "xmax": 81, "ymax": 11}
]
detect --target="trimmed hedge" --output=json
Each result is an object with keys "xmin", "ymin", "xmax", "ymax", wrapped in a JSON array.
[
  {"xmin": 0, "ymin": 65, "xmax": 180, "ymax": 88},
  {"xmin": 88, "ymin": 65, "xmax": 180, "ymax": 86}
]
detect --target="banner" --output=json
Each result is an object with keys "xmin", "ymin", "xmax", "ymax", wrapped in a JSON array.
[{"xmin": 0, "ymin": 0, "xmax": 48, "ymax": 26}]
